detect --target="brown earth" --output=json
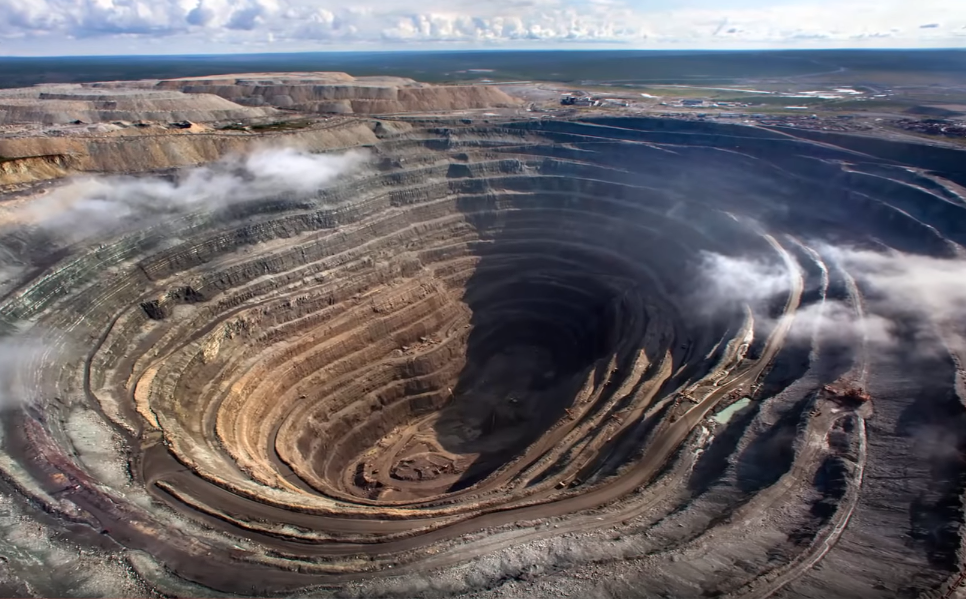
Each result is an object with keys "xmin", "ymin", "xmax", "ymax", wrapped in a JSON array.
[
  {"xmin": 0, "ymin": 109, "xmax": 964, "ymax": 599},
  {"xmin": 155, "ymin": 72, "xmax": 521, "ymax": 114},
  {"xmin": 0, "ymin": 72, "xmax": 517, "ymax": 188}
]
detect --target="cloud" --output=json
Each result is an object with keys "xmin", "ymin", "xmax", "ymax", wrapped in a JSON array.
[
  {"xmin": 13, "ymin": 147, "xmax": 367, "ymax": 244},
  {"xmin": 227, "ymin": 4, "xmax": 265, "ymax": 31},
  {"xmin": 0, "ymin": 333, "xmax": 51, "ymax": 412},
  {"xmin": 693, "ymin": 251, "xmax": 792, "ymax": 315},
  {"xmin": 695, "ymin": 244, "xmax": 966, "ymax": 361},
  {"xmin": 782, "ymin": 297, "xmax": 895, "ymax": 348},
  {"xmin": 186, "ymin": 3, "xmax": 215, "ymax": 27},
  {"xmin": 0, "ymin": 0, "xmax": 963, "ymax": 52},
  {"xmin": 827, "ymin": 245, "xmax": 966, "ymax": 355}
]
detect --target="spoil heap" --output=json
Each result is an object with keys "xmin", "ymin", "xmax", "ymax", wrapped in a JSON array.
[
  {"xmin": 1, "ymin": 116, "xmax": 965, "ymax": 598},
  {"xmin": 0, "ymin": 85, "xmax": 277, "ymax": 125},
  {"xmin": 156, "ymin": 72, "xmax": 521, "ymax": 114},
  {"xmin": 0, "ymin": 74, "xmax": 518, "ymax": 125}
]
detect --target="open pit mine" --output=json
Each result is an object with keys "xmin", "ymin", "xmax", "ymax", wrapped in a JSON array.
[{"xmin": 1, "ymin": 75, "xmax": 966, "ymax": 599}]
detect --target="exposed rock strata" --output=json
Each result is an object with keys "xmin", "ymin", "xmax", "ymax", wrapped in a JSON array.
[
  {"xmin": 0, "ymin": 87, "xmax": 277, "ymax": 125},
  {"xmin": 0, "ymin": 72, "xmax": 517, "ymax": 188},
  {"xmin": 0, "ymin": 116, "xmax": 964, "ymax": 598},
  {"xmin": 0, "ymin": 119, "xmax": 383, "ymax": 187},
  {"xmin": 155, "ymin": 72, "xmax": 521, "ymax": 114}
]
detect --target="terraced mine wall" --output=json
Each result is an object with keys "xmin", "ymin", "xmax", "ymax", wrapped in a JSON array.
[
  {"xmin": 1, "ymin": 116, "xmax": 965, "ymax": 598},
  {"xmin": 0, "ymin": 119, "xmax": 384, "ymax": 185},
  {"xmin": 156, "ymin": 75, "xmax": 521, "ymax": 114}
]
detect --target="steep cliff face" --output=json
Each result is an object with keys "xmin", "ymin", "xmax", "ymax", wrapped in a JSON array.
[{"xmin": 0, "ymin": 154, "xmax": 72, "ymax": 185}]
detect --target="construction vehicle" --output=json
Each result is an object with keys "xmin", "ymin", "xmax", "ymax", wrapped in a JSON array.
[{"xmin": 822, "ymin": 381, "xmax": 872, "ymax": 405}]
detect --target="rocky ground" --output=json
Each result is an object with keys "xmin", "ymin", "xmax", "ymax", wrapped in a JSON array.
[{"xmin": 0, "ymin": 76, "xmax": 964, "ymax": 598}]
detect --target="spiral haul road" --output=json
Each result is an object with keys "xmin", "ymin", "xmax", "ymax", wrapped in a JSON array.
[{"xmin": 2, "ymin": 116, "xmax": 966, "ymax": 598}]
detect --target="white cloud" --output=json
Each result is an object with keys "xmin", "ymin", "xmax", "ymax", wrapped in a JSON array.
[
  {"xmin": 0, "ymin": 333, "xmax": 52, "ymax": 411},
  {"xmin": 827, "ymin": 245, "xmax": 966, "ymax": 334},
  {"xmin": 17, "ymin": 147, "xmax": 367, "ymax": 243},
  {"xmin": 694, "ymin": 251, "xmax": 792, "ymax": 314},
  {"xmin": 695, "ymin": 245, "xmax": 966, "ymax": 360},
  {"xmin": 0, "ymin": 0, "xmax": 963, "ymax": 52}
]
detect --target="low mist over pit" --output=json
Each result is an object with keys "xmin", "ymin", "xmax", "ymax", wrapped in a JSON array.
[{"xmin": 2, "ymin": 110, "xmax": 966, "ymax": 599}]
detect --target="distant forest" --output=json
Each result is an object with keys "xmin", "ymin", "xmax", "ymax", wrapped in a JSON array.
[{"xmin": 0, "ymin": 49, "xmax": 963, "ymax": 88}]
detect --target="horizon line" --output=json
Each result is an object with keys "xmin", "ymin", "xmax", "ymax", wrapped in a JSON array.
[{"xmin": 2, "ymin": 46, "xmax": 964, "ymax": 60}]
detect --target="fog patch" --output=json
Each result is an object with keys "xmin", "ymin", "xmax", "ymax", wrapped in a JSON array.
[
  {"xmin": 781, "ymin": 299, "xmax": 894, "ymax": 348},
  {"xmin": 16, "ymin": 147, "xmax": 368, "ymax": 244},
  {"xmin": 692, "ymin": 251, "xmax": 792, "ymax": 315},
  {"xmin": 696, "ymin": 244, "xmax": 966, "ymax": 358},
  {"xmin": 0, "ymin": 333, "xmax": 52, "ymax": 412},
  {"xmin": 827, "ymin": 245, "xmax": 966, "ymax": 327}
]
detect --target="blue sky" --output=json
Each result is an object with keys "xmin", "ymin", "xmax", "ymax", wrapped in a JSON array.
[{"xmin": 0, "ymin": 0, "xmax": 963, "ymax": 56}]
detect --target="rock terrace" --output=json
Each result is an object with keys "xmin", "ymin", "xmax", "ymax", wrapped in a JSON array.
[{"xmin": 1, "ymin": 116, "xmax": 965, "ymax": 598}]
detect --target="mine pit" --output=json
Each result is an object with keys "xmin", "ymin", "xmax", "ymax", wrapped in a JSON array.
[{"xmin": 1, "ymin": 114, "xmax": 966, "ymax": 597}]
